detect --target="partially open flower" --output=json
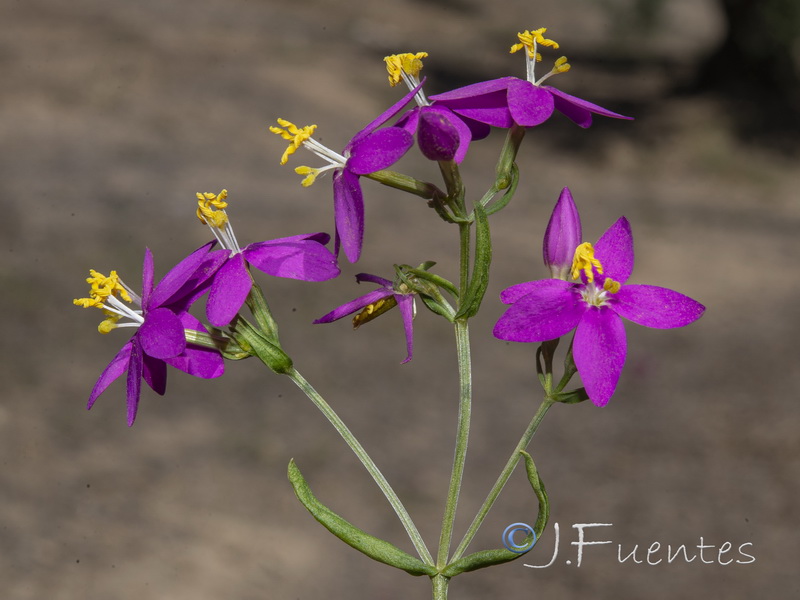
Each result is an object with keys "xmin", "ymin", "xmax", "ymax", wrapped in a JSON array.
[{"xmin": 74, "ymin": 244, "xmax": 227, "ymax": 425}]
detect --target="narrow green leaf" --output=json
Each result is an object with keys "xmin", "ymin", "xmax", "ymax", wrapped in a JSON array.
[
  {"xmin": 288, "ymin": 460, "xmax": 437, "ymax": 577},
  {"xmin": 441, "ymin": 451, "xmax": 549, "ymax": 577},
  {"xmin": 455, "ymin": 204, "xmax": 492, "ymax": 319}
]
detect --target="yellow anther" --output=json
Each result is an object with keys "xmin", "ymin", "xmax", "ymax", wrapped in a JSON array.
[
  {"xmin": 510, "ymin": 28, "xmax": 559, "ymax": 58},
  {"xmin": 269, "ymin": 119, "xmax": 317, "ymax": 165},
  {"xmin": 98, "ymin": 315, "xmax": 120, "ymax": 334},
  {"xmin": 196, "ymin": 189, "xmax": 230, "ymax": 228},
  {"xmin": 74, "ymin": 269, "xmax": 132, "ymax": 309},
  {"xmin": 571, "ymin": 242, "xmax": 603, "ymax": 282},
  {"xmin": 384, "ymin": 52, "xmax": 428, "ymax": 86},
  {"xmin": 603, "ymin": 278, "xmax": 621, "ymax": 294},
  {"xmin": 294, "ymin": 166, "xmax": 319, "ymax": 187},
  {"xmin": 352, "ymin": 296, "xmax": 398, "ymax": 329},
  {"xmin": 553, "ymin": 56, "xmax": 571, "ymax": 73}
]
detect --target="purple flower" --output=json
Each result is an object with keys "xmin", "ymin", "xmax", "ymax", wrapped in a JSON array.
[
  {"xmin": 196, "ymin": 190, "xmax": 341, "ymax": 327},
  {"xmin": 493, "ymin": 207, "xmax": 705, "ymax": 406},
  {"xmin": 74, "ymin": 243, "xmax": 227, "ymax": 426},
  {"xmin": 429, "ymin": 29, "xmax": 632, "ymax": 129},
  {"xmin": 543, "ymin": 187, "xmax": 582, "ymax": 279},
  {"xmin": 384, "ymin": 52, "xmax": 490, "ymax": 163},
  {"xmin": 270, "ymin": 84, "xmax": 422, "ymax": 263},
  {"xmin": 313, "ymin": 273, "xmax": 416, "ymax": 363}
]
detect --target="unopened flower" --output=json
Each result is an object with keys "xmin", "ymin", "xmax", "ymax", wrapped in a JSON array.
[
  {"xmin": 385, "ymin": 52, "xmax": 489, "ymax": 163},
  {"xmin": 195, "ymin": 189, "xmax": 340, "ymax": 327},
  {"xmin": 74, "ymin": 244, "xmax": 227, "ymax": 426},
  {"xmin": 494, "ymin": 209, "xmax": 705, "ymax": 406},
  {"xmin": 543, "ymin": 187, "xmax": 582, "ymax": 279},
  {"xmin": 270, "ymin": 85, "xmax": 421, "ymax": 263},
  {"xmin": 430, "ymin": 28, "xmax": 632, "ymax": 129},
  {"xmin": 313, "ymin": 273, "xmax": 417, "ymax": 363}
]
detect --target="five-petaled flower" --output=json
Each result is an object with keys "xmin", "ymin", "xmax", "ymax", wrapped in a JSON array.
[
  {"xmin": 385, "ymin": 52, "xmax": 490, "ymax": 163},
  {"xmin": 270, "ymin": 84, "xmax": 421, "ymax": 263},
  {"xmin": 493, "ymin": 193, "xmax": 705, "ymax": 406},
  {"xmin": 313, "ymin": 273, "xmax": 417, "ymax": 363},
  {"xmin": 195, "ymin": 189, "xmax": 340, "ymax": 327},
  {"xmin": 429, "ymin": 28, "xmax": 633, "ymax": 129},
  {"xmin": 74, "ymin": 243, "xmax": 228, "ymax": 426}
]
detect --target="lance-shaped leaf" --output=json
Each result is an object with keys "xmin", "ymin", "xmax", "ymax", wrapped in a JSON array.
[
  {"xmin": 288, "ymin": 460, "xmax": 437, "ymax": 577},
  {"xmin": 441, "ymin": 451, "xmax": 549, "ymax": 577},
  {"xmin": 455, "ymin": 204, "xmax": 492, "ymax": 319}
]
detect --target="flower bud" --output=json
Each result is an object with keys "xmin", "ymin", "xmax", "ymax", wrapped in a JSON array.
[{"xmin": 543, "ymin": 187, "xmax": 581, "ymax": 279}]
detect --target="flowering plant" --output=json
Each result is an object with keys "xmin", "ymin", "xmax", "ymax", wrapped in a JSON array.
[{"xmin": 75, "ymin": 28, "xmax": 704, "ymax": 599}]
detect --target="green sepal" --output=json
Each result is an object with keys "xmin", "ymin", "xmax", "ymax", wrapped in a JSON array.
[
  {"xmin": 454, "ymin": 204, "xmax": 492, "ymax": 320},
  {"xmin": 441, "ymin": 451, "xmax": 549, "ymax": 577},
  {"xmin": 232, "ymin": 317, "xmax": 293, "ymax": 374},
  {"xmin": 553, "ymin": 388, "xmax": 590, "ymax": 404},
  {"xmin": 183, "ymin": 328, "xmax": 251, "ymax": 360},
  {"xmin": 288, "ymin": 460, "xmax": 437, "ymax": 577}
]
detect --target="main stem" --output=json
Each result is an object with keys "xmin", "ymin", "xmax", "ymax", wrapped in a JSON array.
[
  {"xmin": 286, "ymin": 367, "xmax": 434, "ymax": 566},
  {"xmin": 450, "ymin": 396, "xmax": 555, "ymax": 562},
  {"xmin": 436, "ymin": 319, "xmax": 472, "ymax": 568}
]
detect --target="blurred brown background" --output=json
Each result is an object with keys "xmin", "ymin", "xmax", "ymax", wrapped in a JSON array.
[{"xmin": 2, "ymin": 0, "xmax": 799, "ymax": 598}]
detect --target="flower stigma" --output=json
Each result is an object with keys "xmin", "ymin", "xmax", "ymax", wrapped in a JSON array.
[
  {"xmin": 270, "ymin": 119, "xmax": 348, "ymax": 186},
  {"xmin": 73, "ymin": 269, "xmax": 143, "ymax": 334},
  {"xmin": 196, "ymin": 189, "xmax": 242, "ymax": 254},
  {"xmin": 510, "ymin": 28, "xmax": 571, "ymax": 85}
]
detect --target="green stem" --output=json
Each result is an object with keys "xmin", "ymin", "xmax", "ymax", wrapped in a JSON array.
[
  {"xmin": 432, "ymin": 574, "xmax": 450, "ymax": 600},
  {"xmin": 286, "ymin": 367, "xmax": 434, "ymax": 566},
  {"xmin": 450, "ymin": 396, "xmax": 555, "ymax": 562},
  {"xmin": 436, "ymin": 319, "xmax": 472, "ymax": 568}
]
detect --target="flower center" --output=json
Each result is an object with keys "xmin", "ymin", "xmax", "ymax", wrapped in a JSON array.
[
  {"xmin": 73, "ymin": 269, "xmax": 143, "ymax": 333},
  {"xmin": 510, "ymin": 28, "xmax": 571, "ymax": 85},
  {"xmin": 570, "ymin": 242, "xmax": 620, "ymax": 307}
]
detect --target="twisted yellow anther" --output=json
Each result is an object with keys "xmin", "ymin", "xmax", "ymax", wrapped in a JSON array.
[
  {"xmin": 384, "ymin": 52, "xmax": 428, "ymax": 86},
  {"xmin": 294, "ymin": 166, "xmax": 320, "ymax": 187},
  {"xmin": 571, "ymin": 242, "xmax": 603, "ymax": 282},
  {"xmin": 511, "ymin": 28, "xmax": 560, "ymax": 58},
  {"xmin": 269, "ymin": 119, "xmax": 317, "ymax": 165},
  {"xmin": 196, "ymin": 189, "xmax": 229, "ymax": 228},
  {"xmin": 73, "ymin": 270, "xmax": 132, "ymax": 309}
]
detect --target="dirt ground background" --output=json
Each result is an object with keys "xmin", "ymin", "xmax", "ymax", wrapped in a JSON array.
[{"xmin": 2, "ymin": 0, "xmax": 798, "ymax": 598}]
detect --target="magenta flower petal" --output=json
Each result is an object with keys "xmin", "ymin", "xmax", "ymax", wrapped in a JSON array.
[
  {"xmin": 493, "ymin": 281, "xmax": 584, "ymax": 342},
  {"xmin": 611, "ymin": 284, "xmax": 706, "ymax": 328},
  {"xmin": 430, "ymin": 77, "xmax": 515, "ymax": 101},
  {"xmin": 206, "ymin": 252, "xmax": 252, "ymax": 328},
  {"xmin": 141, "ymin": 248, "xmax": 155, "ymax": 308},
  {"xmin": 507, "ymin": 79, "xmax": 555, "ymax": 126},
  {"xmin": 396, "ymin": 294, "xmax": 415, "ymax": 364},
  {"xmin": 244, "ymin": 238, "xmax": 340, "ymax": 282},
  {"xmin": 573, "ymin": 307, "xmax": 627, "ymax": 407},
  {"xmin": 313, "ymin": 288, "xmax": 391, "ymax": 324},
  {"xmin": 350, "ymin": 81, "xmax": 424, "ymax": 146},
  {"xmin": 138, "ymin": 307, "xmax": 187, "ymax": 359},
  {"xmin": 347, "ymin": 127, "xmax": 414, "ymax": 174},
  {"xmin": 141, "ymin": 353, "xmax": 167, "ymax": 395},
  {"xmin": 417, "ymin": 109, "xmax": 460, "ymax": 161},
  {"xmin": 544, "ymin": 86, "xmax": 633, "ymax": 128},
  {"xmin": 499, "ymin": 279, "xmax": 569, "ymax": 305},
  {"xmin": 125, "ymin": 338, "xmax": 144, "ymax": 426},
  {"xmin": 355, "ymin": 272, "xmax": 393, "ymax": 287},
  {"xmin": 594, "ymin": 217, "xmax": 634, "ymax": 284},
  {"xmin": 333, "ymin": 168, "xmax": 364, "ymax": 263},
  {"xmin": 148, "ymin": 242, "xmax": 215, "ymax": 309},
  {"xmin": 163, "ymin": 312, "xmax": 225, "ymax": 379},
  {"xmin": 87, "ymin": 341, "xmax": 133, "ymax": 411},
  {"xmin": 543, "ymin": 187, "xmax": 582, "ymax": 279}
]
